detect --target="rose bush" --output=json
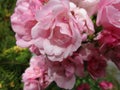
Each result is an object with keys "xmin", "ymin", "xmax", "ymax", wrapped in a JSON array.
[{"xmin": 11, "ymin": 0, "xmax": 120, "ymax": 90}]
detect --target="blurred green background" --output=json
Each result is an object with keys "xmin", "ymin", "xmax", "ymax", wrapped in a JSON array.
[{"xmin": 0, "ymin": 0, "xmax": 120, "ymax": 90}]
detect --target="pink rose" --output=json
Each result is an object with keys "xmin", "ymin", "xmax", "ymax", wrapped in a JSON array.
[
  {"xmin": 97, "ymin": 30, "xmax": 120, "ymax": 46},
  {"xmin": 22, "ymin": 56, "xmax": 46, "ymax": 81},
  {"xmin": 32, "ymin": 0, "xmax": 94, "ymax": 61},
  {"xmin": 22, "ymin": 67, "xmax": 41, "ymax": 82},
  {"xmin": 22, "ymin": 55, "xmax": 51, "ymax": 90},
  {"xmin": 70, "ymin": 0, "xmax": 100, "ymax": 16},
  {"xmin": 96, "ymin": 29, "xmax": 120, "ymax": 55},
  {"xmin": 99, "ymin": 81, "xmax": 113, "ymax": 90},
  {"xmin": 11, "ymin": 0, "xmax": 43, "ymax": 48},
  {"xmin": 22, "ymin": 51, "xmax": 84, "ymax": 90},
  {"xmin": 47, "ymin": 59, "xmax": 75, "ymax": 89},
  {"xmin": 97, "ymin": 0, "xmax": 120, "ymax": 30},
  {"xmin": 46, "ymin": 54, "xmax": 84, "ymax": 89}
]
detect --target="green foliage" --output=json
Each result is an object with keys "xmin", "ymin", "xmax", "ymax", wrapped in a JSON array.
[
  {"xmin": 0, "ymin": 0, "xmax": 16, "ymax": 53},
  {"xmin": 0, "ymin": 47, "xmax": 31, "ymax": 90}
]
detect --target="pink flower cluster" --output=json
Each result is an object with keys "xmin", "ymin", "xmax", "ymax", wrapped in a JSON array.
[
  {"xmin": 11, "ymin": 0, "xmax": 94, "ymax": 62},
  {"xmin": 96, "ymin": 0, "xmax": 120, "ymax": 69},
  {"xmin": 11, "ymin": 0, "xmax": 120, "ymax": 90}
]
